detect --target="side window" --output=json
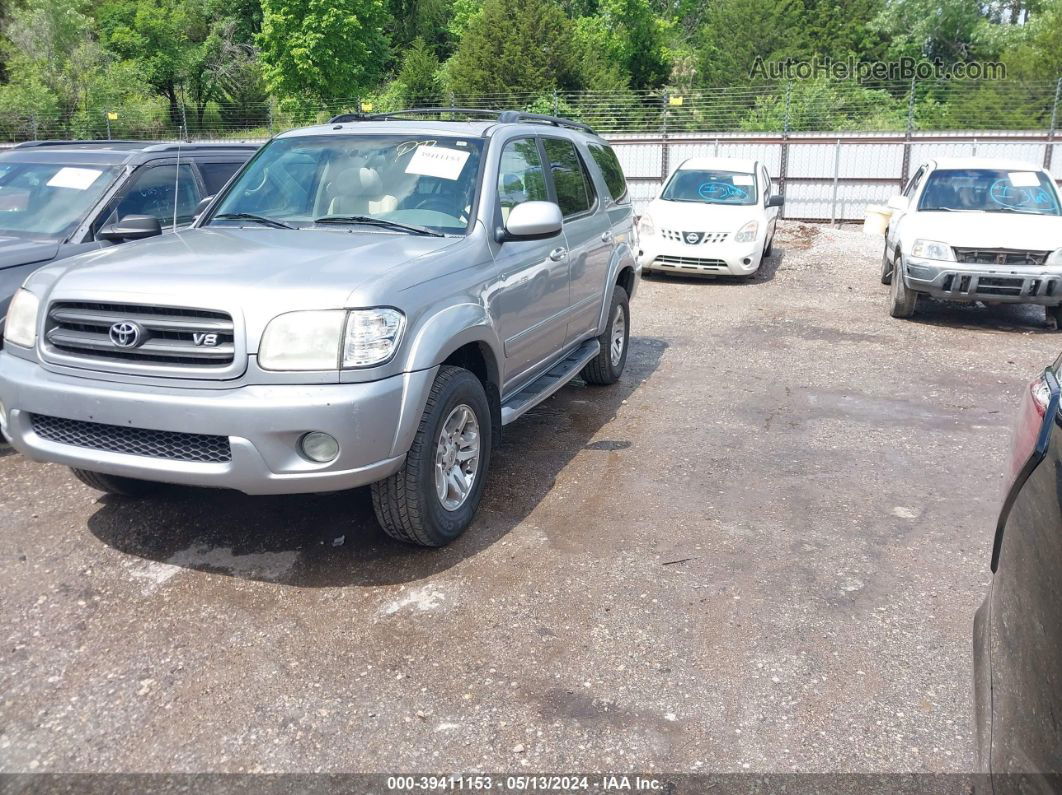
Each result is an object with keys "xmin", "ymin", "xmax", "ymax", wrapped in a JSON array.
[
  {"xmin": 588, "ymin": 144, "xmax": 628, "ymax": 204},
  {"xmin": 904, "ymin": 166, "xmax": 925, "ymax": 198},
  {"xmin": 497, "ymin": 138, "xmax": 547, "ymax": 222},
  {"xmin": 197, "ymin": 161, "xmax": 244, "ymax": 195},
  {"xmin": 108, "ymin": 163, "xmax": 201, "ymax": 227},
  {"xmin": 543, "ymin": 138, "xmax": 595, "ymax": 218}
]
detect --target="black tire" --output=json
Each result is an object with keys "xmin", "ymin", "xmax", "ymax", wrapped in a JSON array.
[
  {"xmin": 880, "ymin": 240, "xmax": 893, "ymax": 285},
  {"xmin": 888, "ymin": 255, "xmax": 918, "ymax": 318},
  {"xmin": 581, "ymin": 286, "xmax": 629, "ymax": 386},
  {"xmin": 70, "ymin": 468, "xmax": 160, "ymax": 497},
  {"xmin": 371, "ymin": 366, "xmax": 492, "ymax": 547},
  {"xmin": 1049, "ymin": 305, "xmax": 1062, "ymax": 329}
]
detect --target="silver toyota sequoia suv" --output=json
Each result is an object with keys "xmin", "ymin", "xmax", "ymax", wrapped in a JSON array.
[{"xmin": 0, "ymin": 109, "xmax": 638, "ymax": 546}]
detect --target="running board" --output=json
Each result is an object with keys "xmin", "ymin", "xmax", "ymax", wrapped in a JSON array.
[{"xmin": 500, "ymin": 340, "xmax": 600, "ymax": 425}]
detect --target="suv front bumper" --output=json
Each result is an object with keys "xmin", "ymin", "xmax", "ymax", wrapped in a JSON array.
[
  {"xmin": 0, "ymin": 352, "xmax": 437, "ymax": 495},
  {"xmin": 637, "ymin": 237, "xmax": 762, "ymax": 276},
  {"xmin": 904, "ymin": 256, "xmax": 1062, "ymax": 305}
]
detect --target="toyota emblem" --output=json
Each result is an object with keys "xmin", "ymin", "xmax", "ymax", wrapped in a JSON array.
[{"xmin": 109, "ymin": 321, "xmax": 143, "ymax": 348}]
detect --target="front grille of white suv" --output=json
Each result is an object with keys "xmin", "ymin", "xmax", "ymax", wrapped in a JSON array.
[{"xmin": 44, "ymin": 301, "xmax": 235, "ymax": 369}]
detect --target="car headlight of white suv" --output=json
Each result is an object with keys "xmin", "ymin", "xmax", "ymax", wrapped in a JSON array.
[
  {"xmin": 259, "ymin": 308, "xmax": 405, "ymax": 371},
  {"xmin": 1048, "ymin": 248, "xmax": 1062, "ymax": 266},
  {"xmin": 638, "ymin": 215, "xmax": 655, "ymax": 237},
  {"xmin": 910, "ymin": 239, "xmax": 955, "ymax": 261},
  {"xmin": 734, "ymin": 221, "xmax": 759, "ymax": 243}
]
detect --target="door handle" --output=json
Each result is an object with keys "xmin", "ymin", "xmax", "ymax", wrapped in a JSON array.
[
  {"xmin": 549, "ymin": 247, "xmax": 568, "ymax": 261},
  {"xmin": 601, "ymin": 231, "xmax": 613, "ymax": 243}
]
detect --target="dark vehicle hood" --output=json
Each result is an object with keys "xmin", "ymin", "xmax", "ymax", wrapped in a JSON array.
[{"xmin": 0, "ymin": 236, "xmax": 60, "ymax": 270}]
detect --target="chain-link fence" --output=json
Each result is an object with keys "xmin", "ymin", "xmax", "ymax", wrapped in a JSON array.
[{"xmin": 3, "ymin": 78, "xmax": 1062, "ymax": 142}]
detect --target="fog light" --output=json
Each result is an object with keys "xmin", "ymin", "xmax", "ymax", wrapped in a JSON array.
[{"xmin": 299, "ymin": 431, "xmax": 339, "ymax": 463}]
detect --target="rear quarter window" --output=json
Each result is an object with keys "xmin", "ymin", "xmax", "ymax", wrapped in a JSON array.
[{"xmin": 589, "ymin": 144, "xmax": 628, "ymax": 204}]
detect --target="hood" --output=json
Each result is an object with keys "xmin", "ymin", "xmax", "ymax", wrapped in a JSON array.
[
  {"xmin": 905, "ymin": 211, "xmax": 1062, "ymax": 251},
  {"xmin": 0, "ymin": 236, "xmax": 60, "ymax": 270},
  {"xmin": 25, "ymin": 226, "xmax": 474, "ymax": 347},
  {"xmin": 645, "ymin": 198, "xmax": 762, "ymax": 232}
]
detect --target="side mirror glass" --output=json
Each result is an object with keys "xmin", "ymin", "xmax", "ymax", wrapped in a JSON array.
[
  {"xmin": 766, "ymin": 194, "xmax": 784, "ymax": 208},
  {"xmin": 501, "ymin": 201, "xmax": 563, "ymax": 242},
  {"xmin": 97, "ymin": 214, "xmax": 163, "ymax": 242},
  {"xmin": 887, "ymin": 195, "xmax": 910, "ymax": 212},
  {"xmin": 193, "ymin": 195, "xmax": 214, "ymax": 217}
]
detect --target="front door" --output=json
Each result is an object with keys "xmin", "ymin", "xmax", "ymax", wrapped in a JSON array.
[{"xmin": 488, "ymin": 137, "xmax": 570, "ymax": 393}]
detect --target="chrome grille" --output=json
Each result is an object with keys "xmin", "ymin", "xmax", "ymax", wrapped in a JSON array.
[
  {"xmin": 655, "ymin": 255, "xmax": 728, "ymax": 269},
  {"xmin": 31, "ymin": 414, "xmax": 231, "ymax": 463},
  {"xmin": 45, "ymin": 301, "xmax": 235, "ymax": 367},
  {"xmin": 953, "ymin": 248, "xmax": 1050, "ymax": 267}
]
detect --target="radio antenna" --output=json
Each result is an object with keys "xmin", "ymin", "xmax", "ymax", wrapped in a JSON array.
[{"xmin": 172, "ymin": 135, "xmax": 182, "ymax": 231}]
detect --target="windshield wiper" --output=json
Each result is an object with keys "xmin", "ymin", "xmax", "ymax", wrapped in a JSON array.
[
  {"xmin": 313, "ymin": 215, "xmax": 443, "ymax": 237},
  {"xmin": 212, "ymin": 212, "xmax": 296, "ymax": 230},
  {"xmin": 984, "ymin": 207, "xmax": 1043, "ymax": 215}
]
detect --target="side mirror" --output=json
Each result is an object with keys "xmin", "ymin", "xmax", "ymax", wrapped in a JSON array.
[
  {"xmin": 97, "ymin": 214, "xmax": 163, "ymax": 242},
  {"xmin": 766, "ymin": 194, "xmax": 784, "ymax": 208},
  {"xmin": 886, "ymin": 195, "xmax": 910, "ymax": 212},
  {"xmin": 193, "ymin": 195, "xmax": 214, "ymax": 217},
  {"xmin": 499, "ymin": 201, "xmax": 563, "ymax": 242}
]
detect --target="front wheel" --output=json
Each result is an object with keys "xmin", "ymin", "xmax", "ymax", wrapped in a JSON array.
[
  {"xmin": 888, "ymin": 258, "xmax": 918, "ymax": 318},
  {"xmin": 1048, "ymin": 304, "xmax": 1062, "ymax": 330},
  {"xmin": 371, "ymin": 366, "xmax": 492, "ymax": 547},
  {"xmin": 71, "ymin": 468, "xmax": 160, "ymax": 497},
  {"xmin": 581, "ymin": 286, "xmax": 629, "ymax": 385}
]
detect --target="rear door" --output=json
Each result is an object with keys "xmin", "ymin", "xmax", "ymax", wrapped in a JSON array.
[{"xmin": 541, "ymin": 137, "xmax": 612, "ymax": 345}]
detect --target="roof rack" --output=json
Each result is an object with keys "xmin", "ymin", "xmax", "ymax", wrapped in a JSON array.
[
  {"xmin": 327, "ymin": 107, "xmax": 597, "ymax": 135},
  {"xmin": 12, "ymin": 140, "xmax": 150, "ymax": 149}
]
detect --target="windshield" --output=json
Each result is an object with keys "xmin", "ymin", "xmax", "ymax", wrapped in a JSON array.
[
  {"xmin": 917, "ymin": 168, "xmax": 1061, "ymax": 215},
  {"xmin": 0, "ymin": 160, "xmax": 121, "ymax": 240},
  {"xmin": 662, "ymin": 169, "xmax": 758, "ymax": 205},
  {"xmin": 208, "ymin": 134, "xmax": 484, "ymax": 235}
]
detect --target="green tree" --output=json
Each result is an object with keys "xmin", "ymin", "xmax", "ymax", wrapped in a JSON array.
[
  {"xmin": 445, "ymin": 0, "xmax": 578, "ymax": 101},
  {"xmin": 258, "ymin": 0, "xmax": 390, "ymax": 107},
  {"xmin": 596, "ymin": 0, "xmax": 671, "ymax": 89},
  {"xmin": 870, "ymin": 0, "xmax": 993, "ymax": 63},
  {"xmin": 695, "ymin": 0, "xmax": 812, "ymax": 88},
  {"xmin": 397, "ymin": 36, "xmax": 441, "ymax": 105}
]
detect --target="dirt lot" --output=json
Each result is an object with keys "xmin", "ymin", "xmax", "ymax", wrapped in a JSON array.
[{"xmin": 1, "ymin": 222, "xmax": 1059, "ymax": 774}]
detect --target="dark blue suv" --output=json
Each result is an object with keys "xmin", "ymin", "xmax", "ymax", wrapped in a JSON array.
[{"xmin": 0, "ymin": 140, "xmax": 258, "ymax": 330}]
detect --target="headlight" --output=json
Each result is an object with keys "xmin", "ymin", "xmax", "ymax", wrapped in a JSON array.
[
  {"xmin": 910, "ymin": 239, "xmax": 955, "ymax": 261},
  {"xmin": 258, "ymin": 308, "xmax": 405, "ymax": 371},
  {"xmin": 342, "ymin": 308, "xmax": 404, "ymax": 368},
  {"xmin": 734, "ymin": 221, "xmax": 759, "ymax": 243},
  {"xmin": 4, "ymin": 288, "xmax": 40, "ymax": 348},
  {"xmin": 1048, "ymin": 248, "xmax": 1062, "ymax": 266},
  {"xmin": 638, "ymin": 215, "xmax": 655, "ymax": 237}
]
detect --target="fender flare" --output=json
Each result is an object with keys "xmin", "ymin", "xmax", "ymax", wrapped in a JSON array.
[{"xmin": 595, "ymin": 241, "xmax": 638, "ymax": 336}]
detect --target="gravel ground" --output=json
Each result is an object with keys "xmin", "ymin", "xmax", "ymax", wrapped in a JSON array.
[{"xmin": 1, "ymin": 221, "xmax": 1059, "ymax": 775}]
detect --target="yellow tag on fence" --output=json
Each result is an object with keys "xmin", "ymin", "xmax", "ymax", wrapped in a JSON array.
[
  {"xmin": 360, "ymin": 102, "xmax": 373, "ymax": 112},
  {"xmin": 668, "ymin": 96, "xmax": 684, "ymax": 106},
  {"xmin": 107, "ymin": 112, "xmax": 118, "ymax": 120}
]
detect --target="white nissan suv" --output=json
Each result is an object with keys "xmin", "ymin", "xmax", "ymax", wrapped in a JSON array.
[
  {"xmin": 637, "ymin": 157, "xmax": 784, "ymax": 278},
  {"xmin": 881, "ymin": 157, "xmax": 1062, "ymax": 322}
]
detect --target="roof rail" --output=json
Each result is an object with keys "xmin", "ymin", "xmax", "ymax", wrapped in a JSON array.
[
  {"xmin": 326, "ymin": 107, "xmax": 597, "ymax": 135},
  {"xmin": 12, "ymin": 140, "xmax": 151, "ymax": 149},
  {"xmin": 495, "ymin": 110, "xmax": 596, "ymax": 135},
  {"xmin": 139, "ymin": 142, "xmax": 260, "ymax": 152}
]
